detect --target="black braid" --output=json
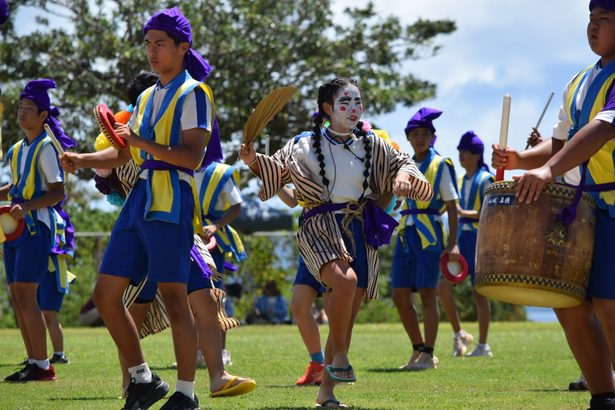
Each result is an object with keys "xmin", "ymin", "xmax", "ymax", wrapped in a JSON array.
[
  {"xmin": 312, "ymin": 114, "xmax": 329, "ymax": 189},
  {"xmin": 354, "ymin": 121, "xmax": 372, "ymax": 200}
]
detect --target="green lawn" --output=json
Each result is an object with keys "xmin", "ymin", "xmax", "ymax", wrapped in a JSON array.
[{"xmin": 0, "ymin": 322, "xmax": 590, "ymax": 409}]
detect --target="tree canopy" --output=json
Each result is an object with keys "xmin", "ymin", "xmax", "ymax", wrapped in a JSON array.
[{"xmin": 0, "ymin": 0, "xmax": 455, "ymax": 166}]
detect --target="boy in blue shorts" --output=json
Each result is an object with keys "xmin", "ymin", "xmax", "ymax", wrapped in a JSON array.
[
  {"xmin": 1, "ymin": 79, "xmax": 76, "ymax": 382},
  {"xmin": 493, "ymin": 2, "xmax": 615, "ymax": 408},
  {"xmin": 61, "ymin": 7, "xmax": 214, "ymax": 409}
]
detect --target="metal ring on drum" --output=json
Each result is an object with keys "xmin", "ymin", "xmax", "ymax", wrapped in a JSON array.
[{"xmin": 475, "ymin": 181, "xmax": 595, "ymax": 308}]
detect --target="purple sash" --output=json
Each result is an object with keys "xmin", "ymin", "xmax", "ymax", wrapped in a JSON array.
[
  {"xmin": 459, "ymin": 217, "xmax": 478, "ymax": 225},
  {"xmin": 190, "ymin": 245, "xmax": 213, "ymax": 279},
  {"xmin": 399, "ymin": 208, "xmax": 440, "ymax": 216},
  {"xmin": 141, "ymin": 159, "xmax": 194, "ymax": 176}
]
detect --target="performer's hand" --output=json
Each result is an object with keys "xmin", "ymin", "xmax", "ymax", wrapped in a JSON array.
[
  {"xmin": 201, "ymin": 224, "xmax": 218, "ymax": 240},
  {"xmin": 491, "ymin": 144, "xmax": 520, "ymax": 170},
  {"xmin": 526, "ymin": 127, "xmax": 543, "ymax": 148},
  {"xmin": 443, "ymin": 244, "xmax": 460, "ymax": 262},
  {"xmin": 392, "ymin": 174, "xmax": 414, "ymax": 197},
  {"xmin": 9, "ymin": 203, "xmax": 29, "ymax": 220},
  {"xmin": 113, "ymin": 123, "xmax": 137, "ymax": 146},
  {"xmin": 239, "ymin": 143, "xmax": 256, "ymax": 165},
  {"xmin": 60, "ymin": 152, "xmax": 82, "ymax": 173},
  {"xmin": 513, "ymin": 166, "xmax": 554, "ymax": 204}
]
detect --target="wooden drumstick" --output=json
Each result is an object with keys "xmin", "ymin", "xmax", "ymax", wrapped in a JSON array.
[
  {"xmin": 496, "ymin": 94, "xmax": 512, "ymax": 181},
  {"xmin": 43, "ymin": 123, "xmax": 65, "ymax": 157}
]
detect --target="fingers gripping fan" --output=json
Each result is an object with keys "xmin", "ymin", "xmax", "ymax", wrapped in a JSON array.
[
  {"xmin": 441, "ymin": 253, "xmax": 469, "ymax": 284},
  {"xmin": 0, "ymin": 206, "xmax": 25, "ymax": 242},
  {"xmin": 94, "ymin": 104, "xmax": 127, "ymax": 150}
]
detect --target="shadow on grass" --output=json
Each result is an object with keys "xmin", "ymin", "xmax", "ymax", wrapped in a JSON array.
[
  {"xmin": 49, "ymin": 397, "xmax": 118, "ymax": 402},
  {"xmin": 366, "ymin": 367, "xmax": 418, "ymax": 373},
  {"xmin": 149, "ymin": 365, "xmax": 178, "ymax": 371},
  {"xmin": 528, "ymin": 388, "xmax": 570, "ymax": 393},
  {"xmin": 262, "ymin": 407, "xmax": 382, "ymax": 410}
]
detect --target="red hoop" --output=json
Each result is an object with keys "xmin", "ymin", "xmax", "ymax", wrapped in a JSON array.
[
  {"xmin": 0, "ymin": 206, "xmax": 25, "ymax": 242},
  {"xmin": 206, "ymin": 236, "xmax": 217, "ymax": 251},
  {"xmin": 440, "ymin": 253, "xmax": 469, "ymax": 284},
  {"xmin": 94, "ymin": 104, "xmax": 127, "ymax": 150}
]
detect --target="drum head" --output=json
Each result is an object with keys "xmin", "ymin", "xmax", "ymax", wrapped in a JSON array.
[
  {"xmin": 441, "ymin": 253, "xmax": 469, "ymax": 284},
  {"xmin": 95, "ymin": 104, "xmax": 127, "ymax": 150},
  {"xmin": 476, "ymin": 284, "xmax": 582, "ymax": 308},
  {"xmin": 0, "ymin": 206, "xmax": 25, "ymax": 242},
  {"xmin": 206, "ymin": 236, "xmax": 217, "ymax": 251}
]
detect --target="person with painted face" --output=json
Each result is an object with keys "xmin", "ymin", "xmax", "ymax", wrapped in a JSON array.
[
  {"xmin": 0, "ymin": 79, "xmax": 76, "ymax": 382},
  {"xmin": 240, "ymin": 77, "xmax": 432, "ymax": 408},
  {"xmin": 391, "ymin": 108, "xmax": 473, "ymax": 371},
  {"xmin": 492, "ymin": 2, "xmax": 615, "ymax": 408},
  {"xmin": 456, "ymin": 131, "xmax": 495, "ymax": 357}
]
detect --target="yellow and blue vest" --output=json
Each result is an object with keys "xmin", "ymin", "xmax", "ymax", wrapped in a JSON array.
[
  {"xmin": 6, "ymin": 132, "xmax": 74, "ymax": 293},
  {"xmin": 198, "ymin": 162, "xmax": 246, "ymax": 261},
  {"xmin": 399, "ymin": 147, "xmax": 457, "ymax": 249},
  {"xmin": 458, "ymin": 168, "xmax": 494, "ymax": 233},
  {"xmin": 566, "ymin": 61, "xmax": 615, "ymax": 216},
  {"xmin": 130, "ymin": 70, "xmax": 215, "ymax": 231}
]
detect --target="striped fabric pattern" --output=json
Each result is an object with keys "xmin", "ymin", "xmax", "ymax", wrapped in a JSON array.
[
  {"xmin": 254, "ymin": 132, "xmax": 433, "ymax": 299},
  {"xmin": 115, "ymin": 160, "xmax": 141, "ymax": 198}
]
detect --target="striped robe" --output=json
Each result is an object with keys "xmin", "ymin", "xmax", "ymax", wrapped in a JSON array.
[{"xmin": 254, "ymin": 132, "xmax": 433, "ymax": 299}]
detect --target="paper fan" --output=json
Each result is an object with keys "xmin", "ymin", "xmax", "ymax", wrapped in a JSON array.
[{"xmin": 243, "ymin": 86, "xmax": 297, "ymax": 144}]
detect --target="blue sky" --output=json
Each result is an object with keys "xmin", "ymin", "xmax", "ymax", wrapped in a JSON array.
[{"xmin": 333, "ymin": 0, "xmax": 596, "ymax": 176}]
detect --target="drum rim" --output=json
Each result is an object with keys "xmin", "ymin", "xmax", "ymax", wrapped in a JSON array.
[{"xmin": 485, "ymin": 181, "xmax": 596, "ymax": 206}]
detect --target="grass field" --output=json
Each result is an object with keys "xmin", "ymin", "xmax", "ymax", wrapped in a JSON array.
[{"xmin": 0, "ymin": 322, "xmax": 591, "ymax": 409}]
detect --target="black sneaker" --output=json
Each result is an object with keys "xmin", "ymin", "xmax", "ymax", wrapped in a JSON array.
[
  {"xmin": 159, "ymin": 392, "xmax": 200, "ymax": 410},
  {"xmin": 122, "ymin": 373, "xmax": 169, "ymax": 410},
  {"xmin": 4, "ymin": 363, "xmax": 57, "ymax": 382},
  {"xmin": 49, "ymin": 353, "xmax": 69, "ymax": 364}
]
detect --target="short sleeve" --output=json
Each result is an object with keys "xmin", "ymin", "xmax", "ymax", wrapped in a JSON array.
[
  {"xmin": 181, "ymin": 87, "xmax": 213, "ymax": 132},
  {"xmin": 438, "ymin": 164, "xmax": 458, "ymax": 202},
  {"xmin": 38, "ymin": 144, "xmax": 64, "ymax": 185}
]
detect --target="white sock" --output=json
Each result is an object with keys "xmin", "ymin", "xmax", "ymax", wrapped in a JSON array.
[
  {"xmin": 128, "ymin": 363, "xmax": 153, "ymax": 384},
  {"xmin": 54, "ymin": 351, "xmax": 64, "ymax": 356},
  {"xmin": 32, "ymin": 359, "xmax": 50, "ymax": 370},
  {"xmin": 176, "ymin": 380, "xmax": 195, "ymax": 399},
  {"xmin": 27, "ymin": 358, "xmax": 34, "ymax": 365}
]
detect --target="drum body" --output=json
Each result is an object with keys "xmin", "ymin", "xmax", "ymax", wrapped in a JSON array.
[{"xmin": 475, "ymin": 182, "xmax": 595, "ymax": 308}]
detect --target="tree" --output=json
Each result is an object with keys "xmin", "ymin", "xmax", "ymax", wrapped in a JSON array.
[{"xmin": 0, "ymin": 0, "xmax": 455, "ymax": 166}]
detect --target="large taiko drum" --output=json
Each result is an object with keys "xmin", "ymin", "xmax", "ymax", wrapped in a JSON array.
[{"xmin": 475, "ymin": 181, "xmax": 595, "ymax": 308}]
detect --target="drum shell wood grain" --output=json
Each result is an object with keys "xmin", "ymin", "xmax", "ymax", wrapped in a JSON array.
[{"xmin": 475, "ymin": 182, "xmax": 595, "ymax": 308}]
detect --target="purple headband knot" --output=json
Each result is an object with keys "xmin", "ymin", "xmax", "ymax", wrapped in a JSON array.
[
  {"xmin": 20, "ymin": 79, "xmax": 77, "ymax": 150},
  {"xmin": 0, "ymin": 0, "xmax": 9, "ymax": 25},
  {"xmin": 143, "ymin": 6, "xmax": 213, "ymax": 82},
  {"xmin": 590, "ymin": 0, "xmax": 615, "ymax": 11}
]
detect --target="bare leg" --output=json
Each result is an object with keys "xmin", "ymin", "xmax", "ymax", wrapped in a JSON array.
[
  {"xmin": 119, "ymin": 302, "xmax": 151, "ymax": 393},
  {"xmin": 392, "ymin": 288, "xmax": 424, "ymax": 345},
  {"xmin": 437, "ymin": 279, "xmax": 461, "ymax": 334},
  {"xmin": 9, "ymin": 288, "xmax": 33, "ymax": 359},
  {"xmin": 42, "ymin": 311, "xmax": 64, "ymax": 353},
  {"xmin": 93, "ymin": 274, "xmax": 144, "ymax": 367},
  {"xmin": 419, "ymin": 288, "xmax": 439, "ymax": 349},
  {"xmin": 291, "ymin": 285, "xmax": 321, "ymax": 356},
  {"xmin": 158, "ymin": 282, "xmax": 197, "ymax": 383},
  {"xmin": 555, "ymin": 302, "xmax": 614, "ymax": 394},
  {"xmin": 11, "ymin": 283, "xmax": 47, "ymax": 360},
  {"xmin": 473, "ymin": 289, "xmax": 490, "ymax": 344}
]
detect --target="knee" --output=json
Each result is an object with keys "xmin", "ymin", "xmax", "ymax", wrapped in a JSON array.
[
  {"xmin": 391, "ymin": 291, "xmax": 407, "ymax": 307},
  {"xmin": 92, "ymin": 284, "xmax": 108, "ymax": 309},
  {"xmin": 419, "ymin": 289, "xmax": 437, "ymax": 308},
  {"xmin": 290, "ymin": 298, "xmax": 305, "ymax": 317},
  {"xmin": 12, "ymin": 286, "xmax": 36, "ymax": 309}
]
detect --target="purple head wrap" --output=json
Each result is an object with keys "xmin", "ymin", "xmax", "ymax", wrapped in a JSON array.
[
  {"xmin": 404, "ymin": 107, "xmax": 442, "ymax": 146},
  {"xmin": 0, "ymin": 0, "xmax": 9, "ymax": 25},
  {"xmin": 143, "ymin": 7, "xmax": 213, "ymax": 82},
  {"xmin": 199, "ymin": 117, "xmax": 223, "ymax": 170},
  {"xmin": 457, "ymin": 131, "xmax": 489, "ymax": 171},
  {"xmin": 20, "ymin": 79, "xmax": 77, "ymax": 150},
  {"xmin": 590, "ymin": 0, "xmax": 615, "ymax": 11}
]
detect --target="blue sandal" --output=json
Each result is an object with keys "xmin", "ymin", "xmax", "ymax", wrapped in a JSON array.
[
  {"xmin": 325, "ymin": 364, "xmax": 356, "ymax": 383},
  {"xmin": 316, "ymin": 398, "xmax": 348, "ymax": 408}
]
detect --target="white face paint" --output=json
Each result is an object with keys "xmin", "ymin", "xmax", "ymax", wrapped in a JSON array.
[{"xmin": 329, "ymin": 85, "xmax": 363, "ymax": 132}]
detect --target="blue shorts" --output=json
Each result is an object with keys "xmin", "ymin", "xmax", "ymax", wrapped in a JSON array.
[
  {"xmin": 135, "ymin": 260, "xmax": 213, "ymax": 303},
  {"xmin": 4, "ymin": 222, "xmax": 51, "ymax": 284},
  {"xmin": 293, "ymin": 256, "xmax": 325, "ymax": 296},
  {"xmin": 586, "ymin": 210, "xmax": 615, "ymax": 300},
  {"xmin": 331, "ymin": 214, "xmax": 368, "ymax": 289},
  {"xmin": 100, "ymin": 180, "xmax": 194, "ymax": 284},
  {"xmin": 391, "ymin": 224, "xmax": 443, "ymax": 289},
  {"xmin": 37, "ymin": 271, "xmax": 65, "ymax": 312},
  {"xmin": 458, "ymin": 230, "xmax": 478, "ymax": 284}
]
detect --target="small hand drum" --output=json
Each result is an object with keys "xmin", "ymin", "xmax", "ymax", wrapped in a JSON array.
[
  {"xmin": 0, "ymin": 206, "xmax": 25, "ymax": 242},
  {"xmin": 94, "ymin": 104, "xmax": 127, "ymax": 150},
  {"xmin": 441, "ymin": 253, "xmax": 469, "ymax": 284},
  {"xmin": 206, "ymin": 236, "xmax": 217, "ymax": 251}
]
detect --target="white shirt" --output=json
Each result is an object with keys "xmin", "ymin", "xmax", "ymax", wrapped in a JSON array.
[
  {"xmin": 292, "ymin": 131, "xmax": 373, "ymax": 204},
  {"xmin": 194, "ymin": 171, "xmax": 243, "ymax": 212},
  {"xmin": 405, "ymin": 158, "xmax": 457, "ymax": 226},
  {"xmin": 551, "ymin": 64, "xmax": 615, "ymax": 185},
  {"xmin": 13, "ymin": 142, "xmax": 63, "ymax": 230}
]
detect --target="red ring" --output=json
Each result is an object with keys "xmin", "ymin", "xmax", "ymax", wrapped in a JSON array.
[
  {"xmin": 206, "ymin": 236, "xmax": 217, "ymax": 251},
  {"xmin": 440, "ymin": 253, "xmax": 469, "ymax": 284},
  {"xmin": 95, "ymin": 103, "xmax": 127, "ymax": 150},
  {"xmin": 0, "ymin": 206, "xmax": 25, "ymax": 242}
]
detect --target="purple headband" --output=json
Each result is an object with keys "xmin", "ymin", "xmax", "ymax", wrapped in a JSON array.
[
  {"xmin": 590, "ymin": 0, "xmax": 615, "ymax": 11},
  {"xmin": 0, "ymin": 0, "xmax": 9, "ymax": 25},
  {"xmin": 143, "ymin": 6, "xmax": 213, "ymax": 82},
  {"xmin": 20, "ymin": 79, "xmax": 76, "ymax": 150},
  {"xmin": 404, "ymin": 107, "xmax": 442, "ymax": 135},
  {"xmin": 457, "ymin": 131, "xmax": 484, "ymax": 155}
]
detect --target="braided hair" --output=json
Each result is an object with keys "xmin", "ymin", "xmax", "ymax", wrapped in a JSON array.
[{"xmin": 311, "ymin": 78, "xmax": 372, "ymax": 201}]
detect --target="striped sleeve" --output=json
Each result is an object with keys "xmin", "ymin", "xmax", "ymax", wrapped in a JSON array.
[
  {"xmin": 378, "ymin": 138, "xmax": 433, "ymax": 201},
  {"xmin": 257, "ymin": 139, "xmax": 293, "ymax": 201}
]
